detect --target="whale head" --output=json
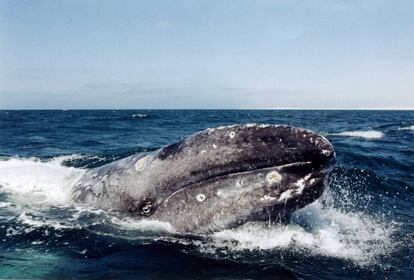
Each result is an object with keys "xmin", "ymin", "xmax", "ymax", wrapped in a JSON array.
[
  {"xmin": 133, "ymin": 124, "xmax": 335, "ymax": 233},
  {"xmin": 72, "ymin": 124, "xmax": 335, "ymax": 234}
]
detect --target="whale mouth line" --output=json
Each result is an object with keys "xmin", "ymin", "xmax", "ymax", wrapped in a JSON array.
[
  {"xmin": 186, "ymin": 157, "xmax": 333, "ymax": 189},
  {"xmin": 160, "ymin": 159, "xmax": 332, "ymax": 206}
]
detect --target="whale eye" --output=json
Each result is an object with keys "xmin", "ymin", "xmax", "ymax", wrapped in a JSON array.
[{"xmin": 140, "ymin": 201, "xmax": 153, "ymax": 216}]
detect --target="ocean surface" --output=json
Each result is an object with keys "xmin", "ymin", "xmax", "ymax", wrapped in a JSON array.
[{"xmin": 0, "ymin": 110, "xmax": 413, "ymax": 280}]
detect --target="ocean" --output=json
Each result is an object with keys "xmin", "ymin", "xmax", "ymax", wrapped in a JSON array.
[{"xmin": 0, "ymin": 110, "xmax": 413, "ymax": 279}]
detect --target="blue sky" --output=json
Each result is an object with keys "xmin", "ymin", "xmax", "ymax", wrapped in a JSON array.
[{"xmin": 0, "ymin": 0, "xmax": 413, "ymax": 109}]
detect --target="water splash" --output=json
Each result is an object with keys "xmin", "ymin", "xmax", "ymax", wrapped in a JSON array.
[
  {"xmin": 0, "ymin": 156, "xmax": 85, "ymax": 205},
  {"xmin": 204, "ymin": 199, "xmax": 395, "ymax": 266}
]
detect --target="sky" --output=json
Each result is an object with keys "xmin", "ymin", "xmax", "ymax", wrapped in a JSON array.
[{"xmin": 0, "ymin": 0, "xmax": 413, "ymax": 109}]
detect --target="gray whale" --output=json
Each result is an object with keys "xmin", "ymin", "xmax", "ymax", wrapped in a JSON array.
[{"xmin": 71, "ymin": 124, "xmax": 335, "ymax": 234}]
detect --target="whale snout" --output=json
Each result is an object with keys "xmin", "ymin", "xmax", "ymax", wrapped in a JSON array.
[
  {"xmin": 201, "ymin": 124, "xmax": 335, "ymax": 172},
  {"xmin": 302, "ymin": 132, "xmax": 336, "ymax": 176},
  {"xmin": 155, "ymin": 124, "xmax": 335, "ymax": 175}
]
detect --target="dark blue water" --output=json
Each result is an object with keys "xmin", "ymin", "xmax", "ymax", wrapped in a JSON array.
[{"xmin": 0, "ymin": 110, "xmax": 413, "ymax": 279}]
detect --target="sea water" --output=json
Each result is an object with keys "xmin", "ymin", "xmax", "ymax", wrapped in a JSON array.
[{"xmin": 0, "ymin": 110, "xmax": 413, "ymax": 279}]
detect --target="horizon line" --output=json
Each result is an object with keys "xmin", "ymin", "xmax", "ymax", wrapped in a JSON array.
[{"xmin": 0, "ymin": 108, "xmax": 413, "ymax": 111}]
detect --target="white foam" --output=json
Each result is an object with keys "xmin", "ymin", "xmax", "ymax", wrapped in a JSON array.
[
  {"xmin": 110, "ymin": 217, "xmax": 176, "ymax": 233},
  {"xmin": 132, "ymin": 114, "xmax": 147, "ymax": 118},
  {"xmin": 0, "ymin": 156, "xmax": 85, "ymax": 205},
  {"xmin": 70, "ymin": 204, "xmax": 107, "ymax": 220},
  {"xmin": 17, "ymin": 211, "xmax": 79, "ymax": 230},
  {"xmin": 332, "ymin": 130, "xmax": 384, "ymax": 139},
  {"xmin": 399, "ymin": 125, "xmax": 414, "ymax": 131},
  {"xmin": 208, "ymin": 200, "xmax": 395, "ymax": 266},
  {"xmin": 0, "ymin": 202, "xmax": 12, "ymax": 208}
]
